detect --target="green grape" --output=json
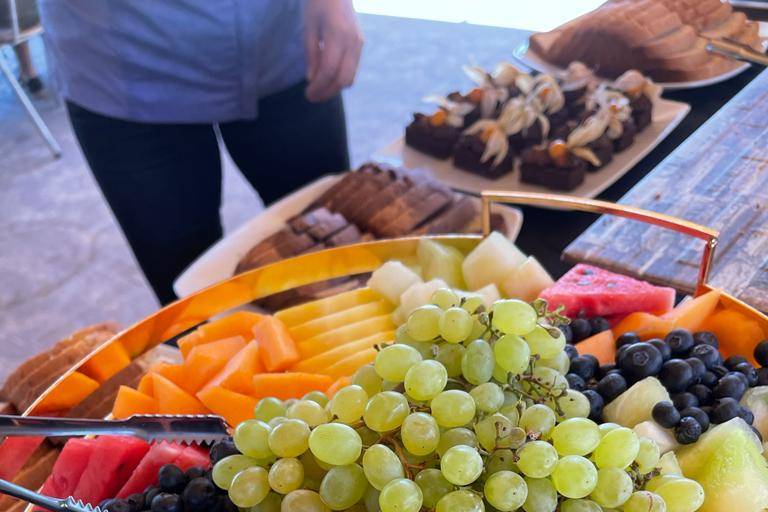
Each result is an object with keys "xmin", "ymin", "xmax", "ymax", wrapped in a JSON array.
[
  {"xmin": 432, "ymin": 287, "xmax": 460, "ymax": 309},
  {"xmin": 438, "ymin": 306, "xmax": 473, "ymax": 343},
  {"xmin": 517, "ymin": 440, "xmax": 558, "ymax": 478},
  {"xmin": 461, "ymin": 294, "xmax": 485, "ymax": 314},
  {"xmin": 485, "ymin": 470, "xmax": 528, "ymax": 511},
  {"xmin": 522, "ymin": 477, "xmax": 558, "ymax": 512},
  {"xmin": 590, "ymin": 467, "xmax": 633, "ymax": 508},
  {"xmin": 299, "ymin": 452, "xmax": 326, "ymax": 491},
  {"xmin": 467, "ymin": 317, "xmax": 486, "ymax": 342},
  {"xmin": 287, "ymin": 400, "xmax": 329, "ymax": 427},
  {"xmin": 519, "ymin": 404, "xmax": 556, "ymax": 437},
  {"xmin": 493, "ymin": 334, "xmax": 531, "ymax": 375},
  {"xmin": 406, "ymin": 305, "xmax": 442, "ymax": 341},
  {"xmin": 461, "ymin": 339, "xmax": 494, "ymax": 385},
  {"xmin": 485, "ymin": 448, "xmax": 516, "ymax": 475},
  {"xmin": 378, "ymin": 478, "xmax": 423, "ymax": 512},
  {"xmin": 362, "ymin": 444, "xmax": 404, "ymax": 490},
  {"xmin": 560, "ymin": 499, "xmax": 602, "ymax": 512},
  {"xmin": 268, "ymin": 416, "xmax": 287, "ymax": 429},
  {"xmin": 475, "ymin": 413, "xmax": 525, "ymax": 451},
  {"xmin": 281, "ymin": 490, "xmax": 329, "ymax": 511},
  {"xmin": 493, "ymin": 361, "xmax": 509, "ymax": 383},
  {"xmin": 551, "ymin": 455, "xmax": 598, "ymax": 499},
  {"xmin": 303, "ymin": 391, "xmax": 330, "ymax": 406},
  {"xmin": 538, "ymin": 350, "xmax": 571, "ymax": 375},
  {"xmin": 622, "ymin": 491, "xmax": 667, "ymax": 512},
  {"xmin": 329, "ymin": 384, "xmax": 368, "ymax": 424},
  {"xmin": 363, "ymin": 391, "xmax": 410, "ymax": 432},
  {"xmin": 268, "ymin": 457, "xmax": 304, "ymax": 494},
  {"xmin": 555, "ymin": 390, "xmax": 591, "ymax": 420},
  {"xmin": 592, "ymin": 427, "xmax": 640, "ymax": 469},
  {"xmin": 634, "ymin": 437, "xmax": 661, "ymax": 474},
  {"xmin": 319, "ymin": 463, "xmax": 367, "ymax": 510},
  {"xmin": 440, "ymin": 445, "xmax": 483, "ymax": 486},
  {"xmin": 255, "ymin": 397, "xmax": 286, "ymax": 422},
  {"xmin": 229, "ymin": 466, "xmax": 270, "ymax": 507},
  {"xmin": 435, "ymin": 490, "xmax": 484, "ymax": 512},
  {"xmin": 430, "ymin": 390, "xmax": 476, "ymax": 428},
  {"xmin": 234, "ymin": 420, "xmax": 273, "ymax": 459},
  {"xmin": 551, "ymin": 418, "xmax": 600, "ymax": 456},
  {"xmin": 523, "ymin": 325, "xmax": 566, "ymax": 359},
  {"xmin": 469, "ymin": 382, "xmax": 505, "ymax": 413},
  {"xmin": 404, "ymin": 360, "xmax": 447, "ymax": 401},
  {"xmin": 436, "ymin": 427, "xmax": 478, "ymax": 456},
  {"xmin": 375, "ymin": 344, "xmax": 423, "ymax": 382},
  {"xmin": 654, "ymin": 477, "xmax": 705, "ymax": 512},
  {"xmin": 364, "ymin": 486, "xmax": 381, "ymax": 512},
  {"xmin": 400, "ymin": 412, "xmax": 440, "ymax": 456},
  {"xmin": 492, "ymin": 299, "xmax": 538, "ymax": 335},
  {"xmin": 212, "ymin": 454, "xmax": 259, "ymax": 490},
  {"xmin": 268, "ymin": 418, "xmax": 310, "ymax": 458},
  {"xmin": 250, "ymin": 492, "xmax": 282, "ymax": 512},
  {"xmin": 356, "ymin": 425, "xmax": 380, "ymax": 447},
  {"xmin": 499, "ymin": 403, "xmax": 521, "ymax": 425},
  {"xmin": 414, "ymin": 468, "xmax": 454, "ymax": 509},
  {"xmin": 598, "ymin": 422, "xmax": 621, "ymax": 438},
  {"xmin": 353, "ymin": 364, "xmax": 383, "ymax": 397},
  {"xmin": 435, "ymin": 342, "xmax": 465, "ymax": 377},
  {"xmin": 525, "ymin": 366, "xmax": 568, "ymax": 396},
  {"xmin": 645, "ymin": 475, "xmax": 682, "ymax": 493},
  {"xmin": 308, "ymin": 423, "xmax": 362, "ymax": 466}
]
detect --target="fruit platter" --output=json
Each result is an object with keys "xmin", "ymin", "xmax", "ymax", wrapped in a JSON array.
[{"xmin": 2, "ymin": 192, "xmax": 768, "ymax": 512}]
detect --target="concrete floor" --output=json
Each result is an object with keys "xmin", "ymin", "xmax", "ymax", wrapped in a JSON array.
[{"xmin": 0, "ymin": 14, "xmax": 526, "ymax": 380}]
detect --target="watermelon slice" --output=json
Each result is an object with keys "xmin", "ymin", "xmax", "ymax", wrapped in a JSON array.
[
  {"xmin": 73, "ymin": 436, "xmax": 149, "ymax": 505},
  {"xmin": 38, "ymin": 439, "xmax": 96, "ymax": 503},
  {"xmin": 173, "ymin": 445, "xmax": 211, "ymax": 471},
  {"xmin": 0, "ymin": 436, "xmax": 45, "ymax": 480},
  {"xmin": 116, "ymin": 442, "xmax": 185, "ymax": 498},
  {"xmin": 540, "ymin": 264, "xmax": 676, "ymax": 318}
]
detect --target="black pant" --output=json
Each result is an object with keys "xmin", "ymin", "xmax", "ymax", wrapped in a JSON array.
[{"xmin": 67, "ymin": 82, "xmax": 349, "ymax": 305}]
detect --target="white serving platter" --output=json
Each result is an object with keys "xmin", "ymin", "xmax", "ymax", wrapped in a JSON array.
[
  {"xmin": 174, "ymin": 174, "xmax": 524, "ymax": 298},
  {"xmin": 374, "ymin": 98, "xmax": 690, "ymax": 199}
]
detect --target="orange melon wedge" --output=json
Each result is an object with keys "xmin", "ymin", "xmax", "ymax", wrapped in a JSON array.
[
  {"xmin": 112, "ymin": 386, "xmax": 158, "ymax": 419},
  {"xmin": 183, "ymin": 336, "xmax": 247, "ymax": 393},
  {"xmin": 178, "ymin": 311, "xmax": 263, "ymax": 358},
  {"xmin": 137, "ymin": 373, "xmax": 154, "ymax": 396},
  {"xmin": 204, "ymin": 341, "xmax": 263, "ymax": 395},
  {"xmin": 36, "ymin": 372, "xmax": 100, "ymax": 413},
  {"xmin": 700, "ymin": 309, "xmax": 767, "ymax": 363},
  {"xmin": 197, "ymin": 386, "xmax": 257, "ymax": 428},
  {"xmin": 80, "ymin": 342, "xmax": 132, "ymax": 383},
  {"xmin": 325, "ymin": 377, "xmax": 351, "ymax": 398},
  {"xmin": 575, "ymin": 330, "xmax": 616, "ymax": 365},
  {"xmin": 152, "ymin": 373, "xmax": 208, "ymax": 415},
  {"xmin": 252, "ymin": 317, "xmax": 300, "ymax": 372},
  {"xmin": 612, "ymin": 312, "xmax": 672, "ymax": 341}
]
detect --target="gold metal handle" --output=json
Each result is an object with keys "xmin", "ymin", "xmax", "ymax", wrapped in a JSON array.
[{"xmin": 481, "ymin": 191, "xmax": 719, "ymax": 294}]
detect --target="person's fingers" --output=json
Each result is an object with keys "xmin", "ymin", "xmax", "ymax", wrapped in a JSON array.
[
  {"xmin": 334, "ymin": 37, "xmax": 362, "ymax": 90},
  {"xmin": 306, "ymin": 34, "xmax": 345, "ymax": 102},
  {"xmin": 304, "ymin": 21, "xmax": 320, "ymax": 81}
]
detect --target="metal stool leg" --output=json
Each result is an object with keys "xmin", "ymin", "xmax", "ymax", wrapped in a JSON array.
[{"xmin": 0, "ymin": 48, "xmax": 62, "ymax": 158}]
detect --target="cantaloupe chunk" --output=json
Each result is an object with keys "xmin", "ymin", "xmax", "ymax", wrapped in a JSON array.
[
  {"xmin": 178, "ymin": 311, "xmax": 262, "ymax": 358},
  {"xmin": 204, "ymin": 341, "xmax": 263, "ymax": 395},
  {"xmin": 662, "ymin": 289, "xmax": 722, "ymax": 332},
  {"xmin": 112, "ymin": 386, "xmax": 158, "ymax": 419},
  {"xmin": 297, "ymin": 315, "xmax": 396, "ymax": 359},
  {"xmin": 252, "ymin": 317, "xmax": 300, "ymax": 372},
  {"xmin": 326, "ymin": 377, "xmax": 351, "ymax": 398},
  {"xmin": 276, "ymin": 288, "xmax": 379, "ymax": 327},
  {"xmin": 612, "ymin": 312, "xmax": 672, "ymax": 340},
  {"xmin": 150, "ymin": 363, "xmax": 187, "ymax": 388},
  {"xmin": 252, "ymin": 373, "xmax": 334, "ymax": 401},
  {"xmin": 289, "ymin": 300, "xmax": 393, "ymax": 342},
  {"xmin": 197, "ymin": 386, "xmax": 257, "ymax": 428},
  {"xmin": 183, "ymin": 336, "xmax": 247, "ymax": 393},
  {"xmin": 291, "ymin": 330, "xmax": 395, "ymax": 374},
  {"xmin": 701, "ymin": 309, "xmax": 767, "ymax": 363},
  {"xmin": 37, "ymin": 372, "xmax": 100, "ymax": 413},
  {"xmin": 324, "ymin": 348, "xmax": 378, "ymax": 379},
  {"xmin": 152, "ymin": 373, "xmax": 208, "ymax": 415},
  {"xmin": 137, "ymin": 373, "xmax": 154, "ymax": 396},
  {"xmin": 80, "ymin": 342, "xmax": 132, "ymax": 383},
  {"xmin": 575, "ymin": 330, "xmax": 616, "ymax": 365}
]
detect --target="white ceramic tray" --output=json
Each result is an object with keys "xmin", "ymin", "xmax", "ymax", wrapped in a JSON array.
[
  {"xmin": 174, "ymin": 174, "xmax": 524, "ymax": 297},
  {"xmin": 374, "ymin": 98, "xmax": 690, "ymax": 198}
]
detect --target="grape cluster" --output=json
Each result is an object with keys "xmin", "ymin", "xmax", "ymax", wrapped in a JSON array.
[{"xmin": 210, "ymin": 289, "xmax": 704, "ymax": 511}]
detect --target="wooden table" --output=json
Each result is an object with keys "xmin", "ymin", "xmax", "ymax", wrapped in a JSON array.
[{"xmin": 565, "ymin": 69, "xmax": 768, "ymax": 312}]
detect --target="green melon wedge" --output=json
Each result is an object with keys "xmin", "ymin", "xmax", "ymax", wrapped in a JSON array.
[{"xmin": 603, "ymin": 377, "xmax": 670, "ymax": 427}]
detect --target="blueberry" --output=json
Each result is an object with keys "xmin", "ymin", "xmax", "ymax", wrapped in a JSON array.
[
  {"xmin": 217, "ymin": 495, "xmax": 238, "ymax": 512},
  {"xmin": 185, "ymin": 467, "xmax": 207, "ymax": 481},
  {"xmin": 757, "ymin": 367, "xmax": 768, "ymax": 386},
  {"xmin": 619, "ymin": 343, "xmax": 663, "ymax": 379},
  {"xmin": 700, "ymin": 370, "xmax": 718, "ymax": 388},
  {"xmin": 684, "ymin": 357, "xmax": 706, "ymax": 384},
  {"xmin": 596, "ymin": 363, "xmax": 618, "ymax": 380},
  {"xmin": 589, "ymin": 317, "xmax": 611, "ymax": 336},
  {"xmin": 755, "ymin": 340, "xmax": 768, "ymax": 368},
  {"xmin": 559, "ymin": 324, "xmax": 574, "ymax": 345},
  {"xmin": 672, "ymin": 392, "xmax": 699, "ymax": 411},
  {"xmin": 679, "ymin": 407, "xmax": 709, "ymax": 431},
  {"xmin": 711, "ymin": 365, "xmax": 729, "ymax": 379},
  {"xmin": 566, "ymin": 373, "xmax": 586, "ymax": 391},
  {"xmin": 151, "ymin": 494, "xmax": 182, "ymax": 512},
  {"xmin": 564, "ymin": 343, "xmax": 579, "ymax": 360},
  {"xmin": 659, "ymin": 359, "xmax": 693, "ymax": 393},
  {"xmin": 596, "ymin": 373, "xmax": 627, "ymax": 403},
  {"xmin": 652, "ymin": 401, "xmax": 681, "ymax": 428},
  {"xmin": 616, "ymin": 344, "xmax": 632, "ymax": 366},
  {"xmin": 126, "ymin": 494, "xmax": 145, "ymax": 512},
  {"xmin": 570, "ymin": 355, "xmax": 598, "ymax": 380},
  {"xmin": 724, "ymin": 355, "xmax": 748, "ymax": 370},
  {"xmin": 734, "ymin": 362, "xmax": 759, "ymax": 387},
  {"xmin": 616, "ymin": 332, "xmax": 641, "ymax": 349},
  {"xmin": 710, "ymin": 397, "xmax": 741, "ymax": 424},
  {"xmin": 648, "ymin": 338, "xmax": 672, "ymax": 362},
  {"xmin": 183, "ymin": 477, "xmax": 217, "ymax": 512},
  {"xmin": 583, "ymin": 389, "xmax": 604, "ymax": 421},
  {"xmin": 689, "ymin": 344, "xmax": 720, "ymax": 370},
  {"xmin": 665, "ymin": 329, "xmax": 695, "ymax": 357},
  {"xmin": 729, "ymin": 371, "xmax": 750, "ymax": 390},
  {"xmin": 144, "ymin": 487, "xmax": 161, "ymax": 509},
  {"xmin": 739, "ymin": 406, "xmax": 755, "ymax": 425},
  {"xmin": 688, "ymin": 384, "xmax": 713, "ymax": 406},
  {"xmin": 675, "ymin": 416, "xmax": 702, "ymax": 444},
  {"xmin": 158, "ymin": 465, "xmax": 187, "ymax": 494},
  {"xmin": 105, "ymin": 501, "xmax": 132, "ymax": 512},
  {"xmin": 210, "ymin": 439, "xmax": 238, "ymax": 464},
  {"xmin": 570, "ymin": 318, "xmax": 592, "ymax": 342},
  {"xmin": 693, "ymin": 331, "xmax": 719, "ymax": 349}
]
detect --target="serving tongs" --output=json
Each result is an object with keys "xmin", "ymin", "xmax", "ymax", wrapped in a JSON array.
[
  {"xmin": 0, "ymin": 414, "xmax": 230, "ymax": 445},
  {"xmin": 0, "ymin": 480, "xmax": 103, "ymax": 512},
  {"xmin": 705, "ymin": 37, "xmax": 768, "ymax": 66}
]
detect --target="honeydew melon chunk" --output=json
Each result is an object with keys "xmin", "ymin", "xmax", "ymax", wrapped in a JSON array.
[
  {"xmin": 500, "ymin": 256, "xmax": 555, "ymax": 302},
  {"xmin": 474, "ymin": 284, "xmax": 501, "ymax": 310},
  {"xmin": 633, "ymin": 420, "xmax": 679, "ymax": 454},
  {"xmin": 398, "ymin": 279, "xmax": 448, "ymax": 319},
  {"xmin": 678, "ymin": 418, "xmax": 768, "ymax": 512},
  {"xmin": 417, "ymin": 239, "xmax": 466, "ymax": 289},
  {"xmin": 603, "ymin": 377, "xmax": 670, "ymax": 427},
  {"xmin": 658, "ymin": 451, "xmax": 683, "ymax": 476},
  {"xmin": 462, "ymin": 231, "xmax": 526, "ymax": 291},
  {"xmin": 367, "ymin": 261, "xmax": 423, "ymax": 304},
  {"xmin": 740, "ymin": 386, "xmax": 768, "ymax": 440}
]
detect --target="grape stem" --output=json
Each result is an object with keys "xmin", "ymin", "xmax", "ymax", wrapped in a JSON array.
[{"xmin": 380, "ymin": 435, "xmax": 416, "ymax": 479}]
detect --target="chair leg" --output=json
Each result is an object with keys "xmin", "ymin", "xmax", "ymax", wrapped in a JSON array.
[{"xmin": 0, "ymin": 49, "xmax": 62, "ymax": 158}]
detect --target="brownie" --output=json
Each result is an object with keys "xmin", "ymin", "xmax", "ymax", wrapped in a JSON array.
[
  {"xmin": 453, "ymin": 133, "xmax": 515, "ymax": 179},
  {"xmin": 447, "ymin": 91, "xmax": 482, "ymax": 127},
  {"xmin": 587, "ymin": 134, "xmax": 614, "ymax": 171},
  {"xmin": 509, "ymin": 119, "xmax": 546, "ymax": 149},
  {"xmin": 630, "ymin": 94, "xmax": 653, "ymax": 131},
  {"xmin": 612, "ymin": 118, "xmax": 637, "ymax": 151},
  {"xmin": 519, "ymin": 146, "xmax": 586, "ymax": 191},
  {"xmin": 405, "ymin": 113, "xmax": 462, "ymax": 159}
]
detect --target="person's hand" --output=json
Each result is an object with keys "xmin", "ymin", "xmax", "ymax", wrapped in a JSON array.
[{"xmin": 304, "ymin": 0, "xmax": 364, "ymax": 103}]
